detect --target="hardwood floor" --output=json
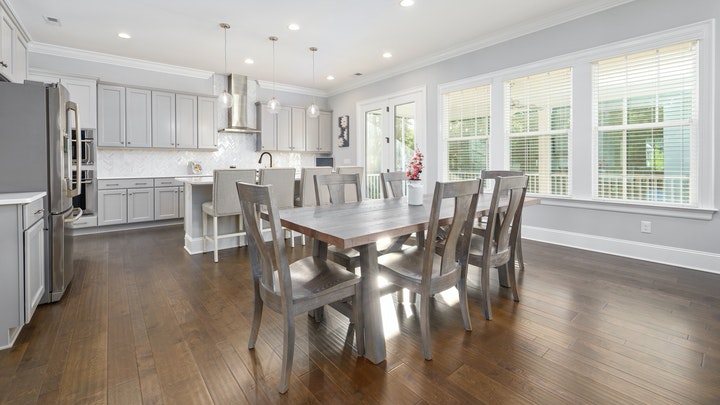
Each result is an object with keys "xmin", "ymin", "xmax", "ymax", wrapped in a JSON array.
[{"xmin": 1, "ymin": 225, "xmax": 719, "ymax": 404}]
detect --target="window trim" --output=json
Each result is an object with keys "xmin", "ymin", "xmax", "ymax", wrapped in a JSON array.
[{"xmin": 436, "ymin": 19, "xmax": 715, "ymax": 219}]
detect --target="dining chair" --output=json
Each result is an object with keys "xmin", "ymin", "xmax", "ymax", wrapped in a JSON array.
[
  {"xmin": 202, "ymin": 169, "xmax": 257, "ymax": 262},
  {"xmin": 476, "ymin": 170, "xmax": 526, "ymax": 272},
  {"xmin": 467, "ymin": 174, "xmax": 528, "ymax": 320},
  {"xmin": 236, "ymin": 181, "xmax": 364, "ymax": 394},
  {"xmin": 295, "ymin": 166, "xmax": 332, "ymax": 207},
  {"xmin": 377, "ymin": 179, "xmax": 481, "ymax": 360},
  {"xmin": 313, "ymin": 173, "xmax": 362, "ymax": 205},
  {"xmin": 336, "ymin": 166, "xmax": 364, "ymax": 203},
  {"xmin": 380, "ymin": 170, "xmax": 407, "ymax": 199},
  {"xmin": 259, "ymin": 167, "xmax": 301, "ymax": 247}
]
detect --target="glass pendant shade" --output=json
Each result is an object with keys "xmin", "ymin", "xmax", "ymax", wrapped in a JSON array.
[
  {"xmin": 306, "ymin": 103, "xmax": 320, "ymax": 118},
  {"xmin": 218, "ymin": 90, "xmax": 233, "ymax": 109},
  {"xmin": 267, "ymin": 97, "xmax": 281, "ymax": 114}
]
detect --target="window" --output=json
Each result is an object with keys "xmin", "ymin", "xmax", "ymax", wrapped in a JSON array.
[
  {"xmin": 441, "ymin": 85, "xmax": 491, "ymax": 180},
  {"xmin": 593, "ymin": 41, "xmax": 697, "ymax": 205},
  {"xmin": 505, "ymin": 67, "xmax": 572, "ymax": 196}
]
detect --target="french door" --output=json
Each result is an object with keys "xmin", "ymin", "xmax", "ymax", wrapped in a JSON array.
[{"xmin": 359, "ymin": 88, "xmax": 425, "ymax": 199}]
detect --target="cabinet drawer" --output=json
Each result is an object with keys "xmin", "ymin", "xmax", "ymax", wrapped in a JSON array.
[
  {"xmin": 154, "ymin": 178, "xmax": 183, "ymax": 187},
  {"xmin": 99, "ymin": 178, "xmax": 153, "ymax": 189},
  {"xmin": 23, "ymin": 198, "xmax": 45, "ymax": 229}
]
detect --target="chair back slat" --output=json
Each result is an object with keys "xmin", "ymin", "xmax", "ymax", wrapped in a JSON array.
[
  {"xmin": 480, "ymin": 170, "xmax": 523, "ymax": 194},
  {"xmin": 314, "ymin": 173, "xmax": 362, "ymax": 206},
  {"xmin": 213, "ymin": 169, "xmax": 257, "ymax": 216},
  {"xmin": 380, "ymin": 171, "xmax": 407, "ymax": 199},
  {"xmin": 337, "ymin": 166, "xmax": 364, "ymax": 202},
  {"xmin": 424, "ymin": 179, "xmax": 481, "ymax": 280},
  {"xmin": 485, "ymin": 175, "xmax": 528, "ymax": 264}
]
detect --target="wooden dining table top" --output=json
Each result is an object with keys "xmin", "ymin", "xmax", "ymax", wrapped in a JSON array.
[{"xmin": 278, "ymin": 194, "xmax": 539, "ymax": 250}]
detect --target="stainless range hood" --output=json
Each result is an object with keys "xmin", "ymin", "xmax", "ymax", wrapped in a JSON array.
[{"xmin": 218, "ymin": 74, "xmax": 260, "ymax": 133}]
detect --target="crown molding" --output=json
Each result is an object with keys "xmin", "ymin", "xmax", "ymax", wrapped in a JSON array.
[
  {"xmin": 256, "ymin": 79, "xmax": 327, "ymax": 98},
  {"xmin": 327, "ymin": 0, "xmax": 635, "ymax": 96},
  {"xmin": 28, "ymin": 42, "xmax": 214, "ymax": 80}
]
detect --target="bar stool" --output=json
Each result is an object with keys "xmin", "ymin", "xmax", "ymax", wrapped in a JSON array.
[
  {"xmin": 202, "ymin": 169, "xmax": 257, "ymax": 262},
  {"xmin": 259, "ymin": 168, "xmax": 300, "ymax": 247}
]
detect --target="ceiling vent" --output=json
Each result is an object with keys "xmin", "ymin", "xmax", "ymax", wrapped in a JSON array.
[{"xmin": 43, "ymin": 16, "xmax": 61, "ymax": 26}]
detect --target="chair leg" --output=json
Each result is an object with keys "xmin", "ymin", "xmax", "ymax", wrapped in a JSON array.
[
  {"xmin": 353, "ymin": 284, "xmax": 365, "ymax": 355},
  {"xmin": 457, "ymin": 265, "xmax": 472, "ymax": 331},
  {"xmin": 202, "ymin": 212, "xmax": 207, "ymax": 253},
  {"xmin": 507, "ymin": 255, "xmax": 520, "ymax": 302},
  {"xmin": 515, "ymin": 236, "xmax": 525, "ymax": 271},
  {"xmin": 278, "ymin": 314, "xmax": 295, "ymax": 394},
  {"xmin": 213, "ymin": 216, "xmax": 219, "ymax": 263},
  {"xmin": 419, "ymin": 293, "xmax": 432, "ymax": 360},
  {"xmin": 482, "ymin": 264, "xmax": 492, "ymax": 320},
  {"xmin": 248, "ymin": 279, "xmax": 263, "ymax": 350}
]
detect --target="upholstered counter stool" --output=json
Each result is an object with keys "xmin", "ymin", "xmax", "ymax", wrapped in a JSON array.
[
  {"xmin": 259, "ymin": 167, "xmax": 300, "ymax": 247},
  {"xmin": 202, "ymin": 169, "xmax": 257, "ymax": 262}
]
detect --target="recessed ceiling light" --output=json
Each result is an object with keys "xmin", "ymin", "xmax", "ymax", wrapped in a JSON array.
[
  {"xmin": 400, "ymin": 0, "xmax": 415, "ymax": 7},
  {"xmin": 118, "ymin": 32, "xmax": 131, "ymax": 39},
  {"xmin": 326, "ymin": 75, "xmax": 335, "ymax": 81},
  {"xmin": 244, "ymin": 58, "xmax": 254, "ymax": 64},
  {"xmin": 382, "ymin": 52, "xmax": 393, "ymax": 58},
  {"xmin": 288, "ymin": 23, "xmax": 300, "ymax": 31}
]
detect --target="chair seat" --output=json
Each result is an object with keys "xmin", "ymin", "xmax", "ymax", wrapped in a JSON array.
[
  {"xmin": 276, "ymin": 257, "xmax": 362, "ymax": 303},
  {"xmin": 201, "ymin": 201, "xmax": 215, "ymax": 216},
  {"xmin": 378, "ymin": 246, "xmax": 455, "ymax": 289},
  {"xmin": 467, "ymin": 234, "xmax": 511, "ymax": 268}
]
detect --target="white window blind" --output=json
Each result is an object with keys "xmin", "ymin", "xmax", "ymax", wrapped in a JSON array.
[
  {"xmin": 504, "ymin": 67, "xmax": 572, "ymax": 196},
  {"xmin": 593, "ymin": 41, "xmax": 698, "ymax": 205},
  {"xmin": 441, "ymin": 85, "xmax": 491, "ymax": 181}
]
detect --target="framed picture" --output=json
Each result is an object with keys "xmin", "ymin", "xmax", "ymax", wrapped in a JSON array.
[{"xmin": 338, "ymin": 115, "xmax": 349, "ymax": 147}]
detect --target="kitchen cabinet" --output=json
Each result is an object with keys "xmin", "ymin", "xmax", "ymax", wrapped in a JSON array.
[
  {"xmin": 27, "ymin": 73, "xmax": 97, "ymax": 130},
  {"xmin": 0, "ymin": 8, "xmax": 14, "ymax": 80},
  {"xmin": 11, "ymin": 32, "xmax": 26, "ymax": 83},
  {"xmin": 287, "ymin": 107, "xmax": 306, "ymax": 151},
  {"xmin": 97, "ymin": 84, "xmax": 127, "ymax": 147},
  {"xmin": 127, "ymin": 187, "xmax": 154, "ymax": 223},
  {"xmin": 98, "ymin": 178, "xmax": 154, "ymax": 226},
  {"xmin": 152, "ymin": 91, "xmax": 177, "ymax": 148},
  {"xmin": 125, "ymin": 87, "xmax": 152, "ymax": 148},
  {"xmin": 257, "ymin": 102, "xmax": 289, "ymax": 151},
  {"xmin": 306, "ymin": 110, "xmax": 333, "ymax": 153},
  {"xmin": 98, "ymin": 189, "xmax": 127, "ymax": 226},
  {"xmin": 175, "ymin": 94, "xmax": 198, "ymax": 148},
  {"xmin": 197, "ymin": 96, "xmax": 217, "ymax": 149},
  {"xmin": 0, "ymin": 192, "xmax": 45, "ymax": 350},
  {"xmin": 154, "ymin": 178, "xmax": 184, "ymax": 220}
]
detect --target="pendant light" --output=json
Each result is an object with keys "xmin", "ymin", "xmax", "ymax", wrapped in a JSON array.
[
  {"xmin": 217, "ymin": 23, "xmax": 233, "ymax": 109},
  {"xmin": 306, "ymin": 46, "xmax": 320, "ymax": 118},
  {"xmin": 267, "ymin": 36, "xmax": 281, "ymax": 114}
]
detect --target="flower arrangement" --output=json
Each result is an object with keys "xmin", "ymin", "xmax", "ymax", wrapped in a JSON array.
[{"xmin": 406, "ymin": 149, "xmax": 424, "ymax": 181}]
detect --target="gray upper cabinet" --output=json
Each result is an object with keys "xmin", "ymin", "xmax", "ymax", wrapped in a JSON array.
[
  {"xmin": 258, "ymin": 102, "xmax": 330, "ymax": 152},
  {"xmin": 175, "ymin": 94, "xmax": 198, "ymax": 149},
  {"xmin": 125, "ymin": 87, "xmax": 152, "ymax": 148},
  {"xmin": 306, "ymin": 110, "xmax": 332, "ymax": 153},
  {"xmin": 61, "ymin": 77, "xmax": 97, "ymax": 130},
  {"xmin": 97, "ymin": 84, "xmax": 126, "ymax": 147},
  {"xmin": 197, "ymin": 96, "xmax": 217, "ymax": 149},
  {"xmin": 151, "ymin": 91, "xmax": 176, "ymax": 148},
  {"xmin": 0, "ymin": 7, "xmax": 26, "ymax": 83}
]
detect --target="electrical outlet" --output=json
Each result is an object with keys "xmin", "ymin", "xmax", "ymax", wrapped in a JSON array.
[{"xmin": 640, "ymin": 220, "xmax": 652, "ymax": 234}]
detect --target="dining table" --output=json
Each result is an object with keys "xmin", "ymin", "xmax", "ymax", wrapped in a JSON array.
[{"xmin": 275, "ymin": 192, "xmax": 539, "ymax": 364}]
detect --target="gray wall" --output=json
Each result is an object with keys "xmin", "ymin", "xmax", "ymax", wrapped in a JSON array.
[{"xmin": 329, "ymin": 0, "xmax": 720, "ymax": 272}]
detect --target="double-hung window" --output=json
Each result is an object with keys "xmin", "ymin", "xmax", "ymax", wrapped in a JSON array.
[
  {"xmin": 593, "ymin": 41, "xmax": 698, "ymax": 206},
  {"xmin": 504, "ymin": 67, "xmax": 572, "ymax": 196},
  {"xmin": 441, "ymin": 85, "xmax": 491, "ymax": 180}
]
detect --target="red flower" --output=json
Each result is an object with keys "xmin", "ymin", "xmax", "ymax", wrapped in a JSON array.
[{"xmin": 406, "ymin": 149, "xmax": 424, "ymax": 180}]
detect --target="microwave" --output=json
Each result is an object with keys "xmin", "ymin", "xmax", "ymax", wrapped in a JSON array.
[{"xmin": 71, "ymin": 128, "xmax": 95, "ymax": 165}]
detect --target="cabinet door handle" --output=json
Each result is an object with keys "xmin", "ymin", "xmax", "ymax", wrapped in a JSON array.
[
  {"xmin": 106, "ymin": 183, "xmax": 119, "ymax": 186},
  {"xmin": 0, "ymin": 61, "xmax": 7, "ymax": 68},
  {"xmin": 34, "ymin": 209, "xmax": 45, "ymax": 215}
]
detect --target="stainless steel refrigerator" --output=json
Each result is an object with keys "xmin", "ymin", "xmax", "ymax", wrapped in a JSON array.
[{"xmin": 0, "ymin": 80, "xmax": 83, "ymax": 303}]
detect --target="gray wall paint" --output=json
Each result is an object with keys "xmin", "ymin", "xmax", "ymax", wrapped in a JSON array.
[{"xmin": 329, "ymin": 0, "xmax": 720, "ymax": 269}]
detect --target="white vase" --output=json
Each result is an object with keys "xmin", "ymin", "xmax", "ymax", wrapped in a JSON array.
[{"xmin": 407, "ymin": 180, "xmax": 423, "ymax": 205}]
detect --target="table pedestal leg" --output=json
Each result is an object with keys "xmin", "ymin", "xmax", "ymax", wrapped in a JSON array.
[{"xmin": 358, "ymin": 243, "xmax": 386, "ymax": 364}]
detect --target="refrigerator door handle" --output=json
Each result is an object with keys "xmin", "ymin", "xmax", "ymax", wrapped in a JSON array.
[
  {"xmin": 66, "ymin": 101, "xmax": 81, "ymax": 197},
  {"xmin": 64, "ymin": 207, "xmax": 83, "ymax": 223}
]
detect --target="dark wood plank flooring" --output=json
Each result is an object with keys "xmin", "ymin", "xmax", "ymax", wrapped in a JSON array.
[{"xmin": 1, "ymin": 225, "xmax": 719, "ymax": 404}]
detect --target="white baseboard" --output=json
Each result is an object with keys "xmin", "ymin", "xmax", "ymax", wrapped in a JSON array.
[{"xmin": 522, "ymin": 226, "xmax": 720, "ymax": 275}]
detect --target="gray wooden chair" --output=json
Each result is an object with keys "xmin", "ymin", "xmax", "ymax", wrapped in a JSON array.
[
  {"xmin": 336, "ymin": 166, "xmax": 364, "ymax": 203},
  {"xmin": 236, "ymin": 181, "xmax": 364, "ymax": 394},
  {"xmin": 467, "ymin": 175, "xmax": 528, "ymax": 320},
  {"xmin": 377, "ymin": 179, "xmax": 481, "ymax": 360},
  {"xmin": 202, "ymin": 169, "xmax": 257, "ymax": 262},
  {"xmin": 380, "ymin": 170, "xmax": 407, "ymax": 199},
  {"xmin": 313, "ymin": 173, "xmax": 362, "ymax": 206},
  {"xmin": 476, "ymin": 170, "xmax": 526, "ymax": 272},
  {"xmin": 259, "ymin": 167, "xmax": 300, "ymax": 247}
]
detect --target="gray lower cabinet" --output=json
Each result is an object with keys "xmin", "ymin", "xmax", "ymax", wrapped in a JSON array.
[
  {"xmin": 98, "ymin": 178, "xmax": 184, "ymax": 226},
  {"xmin": 127, "ymin": 188, "xmax": 154, "ymax": 223},
  {"xmin": 0, "ymin": 194, "xmax": 45, "ymax": 349},
  {"xmin": 154, "ymin": 187, "xmax": 180, "ymax": 220},
  {"xmin": 98, "ymin": 189, "xmax": 127, "ymax": 226}
]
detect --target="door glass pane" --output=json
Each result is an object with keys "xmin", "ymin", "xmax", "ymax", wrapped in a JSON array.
[
  {"xmin": 365, "ymin": 109, "xmax": 383, "ymax": 198},
  {"xmin": 394, "ymin": 102, "xmax": 416, "ymax": 172}
]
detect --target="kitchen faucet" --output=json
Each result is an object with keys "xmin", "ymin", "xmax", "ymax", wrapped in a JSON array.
[{"xmin": 258, "ymin": 151, "xmax": 273, "ymax": 168}]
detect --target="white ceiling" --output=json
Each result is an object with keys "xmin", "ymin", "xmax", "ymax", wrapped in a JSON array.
[{"xmin": 7, "ymin": 0, "xmax": 631, "ymax": 95}]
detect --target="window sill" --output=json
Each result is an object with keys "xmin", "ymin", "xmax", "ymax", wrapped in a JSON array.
[{"xmin": 536, "ymin": 197, "xmax": 717, "ymax": 220}]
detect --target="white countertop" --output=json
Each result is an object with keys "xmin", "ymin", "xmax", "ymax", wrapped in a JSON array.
[
  {"xmin": 0, "ymin": 191, "xmax": 46, "ymax": 205},
  {"xmin": 175, "ymin": 176, "xmax": 213, "ymax": 185}
]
